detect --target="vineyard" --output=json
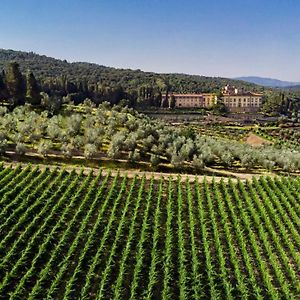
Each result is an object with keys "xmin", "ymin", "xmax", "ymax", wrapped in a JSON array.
[{"xmin": 0, "ymin": 164, "xmax": 300, "ymax": 299}]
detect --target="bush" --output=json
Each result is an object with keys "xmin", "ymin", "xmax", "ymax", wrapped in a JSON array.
[
  {"xmin": 61, "ymin": 143, "xmax": 74, "ymax": 158},
  {"xmin": 15, "ymin": 142, "xmax": 27, "ymax": 155},
  {"xmin": 37, "ymin": 140, "xmax": 52, "ymax": 157},
  {"xmin": 192, "ymin": 155, "xmax": 205, "ymax": 170},
  {"xmin": 128, "ymin": 149, "xmax": 140, "ymax": 162},
  {"xmin": 84, "ymin": 143, "xmax": 97, "ymax": 159},
  {"xmin": 150, "ymin": 154, "xmax": 160, "ymax": 166},
  {"xmin": 0, "ymin": 139, "xmax": 8, "ymax": 154}
]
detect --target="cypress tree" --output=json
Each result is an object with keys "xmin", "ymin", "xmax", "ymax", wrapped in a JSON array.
[
  {"xmin": 161, "ymin": 91, "xmax": 169, "ymax": 108},
  {"xmin": 0, "ymin": 71, "xmax": 9, "ymax": 101},
  {"xmin": 5, "ymin": 62, "xmax": 25, "ymax": 105},
  {"xmin": 169, "ymin": 94, "xmax": 176, "ymax": 109},
  {"xmin": 26, "ymin": 70, "xmax": 41, "ymax": 105}
]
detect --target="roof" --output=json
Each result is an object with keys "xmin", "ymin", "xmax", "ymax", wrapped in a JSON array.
[
  {"xmin": 223, "ymin": 91, "xmax": 263, "ymax": 97},
  {"xmin": 163, "ymin": 93, "xmax": 215, "ymax": 97}
]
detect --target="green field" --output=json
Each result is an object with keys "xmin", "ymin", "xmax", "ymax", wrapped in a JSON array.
[{"xmin": 0, "ymin": 164, "xmax": 299, "ymax": 299}]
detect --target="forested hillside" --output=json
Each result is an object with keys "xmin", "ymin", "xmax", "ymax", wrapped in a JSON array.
[
  {"xmin": 1, "ymin": 49, "xmax": 299, "ymax": 115},
  {"xmin": 0, "ymin": 49, "xmax": 262, "ymax": 108}
]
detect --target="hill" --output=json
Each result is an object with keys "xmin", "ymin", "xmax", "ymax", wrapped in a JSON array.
[
  {"xmin": 0, "ymin": 49, "xmax": 262, "ymax": 99},
  {"xmin": 282, "ymin": 84, "xmax": 300, "ymax": 92},
  {"xmin": 235, "ymin": 76, "xmax": 300, "ymax": 88}
]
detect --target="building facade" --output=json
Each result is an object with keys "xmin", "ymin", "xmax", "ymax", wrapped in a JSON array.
[
  {"xmin": 161, "ymin": 86, "xmax": 263, "ymax": 112},
  {"xmin": 222, "ymin": 85, "xmax": 263, "ymax": 112},
  {"xmin": 162, "ymin": 93, "xmax": 217, "ymax": 108}
]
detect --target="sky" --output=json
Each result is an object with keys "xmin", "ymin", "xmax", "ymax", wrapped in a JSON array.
[{"xmin": 1, "ymin": 0, "xmax": 300, "ymax": 81}]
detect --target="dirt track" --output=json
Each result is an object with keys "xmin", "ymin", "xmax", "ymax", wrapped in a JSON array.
[
  {"xmin": 245, "ymin": 133, "xmax": 272, "ymax": 147},
  {"xmin": 1, "ymin": 160, "xmax": 273, "ymax": 183}
]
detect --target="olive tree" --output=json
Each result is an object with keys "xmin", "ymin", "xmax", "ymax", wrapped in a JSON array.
[
  {"xmin": 84, "ymin": 143, "xmax": 97, "ymax": 159},
  {"xmin": 192, "ymin": 155, "xmax": 205, "ymax": 170},
  {"xmin": 37, "ymin": 140, "xmax": 52, "ymax": 157},
  {"xmin": 128, "ymin": 149, "xmax": 140, "ymax": 162},
  {"xmin": 66, "ymin": 114, "xmax": 82, "ymax": 137},
  {"xmin": 15, "ymin": 142, "xmax": 27, "ymax": 156},
  {"xmin": 150, "ymin": 153, "xmax": 160, "ymax": 166},
  {"xmin": 61, "ymin": 143, "xmax": 74, "ymax": 159}
]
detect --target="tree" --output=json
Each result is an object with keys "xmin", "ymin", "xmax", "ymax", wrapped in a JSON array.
[
  {"xmin": 66, "ymin": 114, "xmax": 82, "ymax": 137},
  {"xmin": 61, "ymin": 143, "xmax": 74, "ymax": 158},
  {"xmin": 26, "ymin": 70, "xmax": 41, "ymax": 105},
  {"xmin": 47, "ymin": 119, "xmax": 61, "ymax": 140},
  {"xmin": 128, "ymin": 149, "xmax": 140, "ymax": 162},
  {"xmin": 71, "ymin": 135, "xmax": 84, "ymax": 150},
  {"xmin": 171, "ymin": 151, "xmax": 184, "ymax": 167},
  {"xmin": 110, "ymin": 132, "xmax": 126, "ymax": 150},
  {"xmin": 240, "ymin": 153, "xmax": 256, "ymax": 169},
  {"xmin": 192, "ymin": 155, "xmax": 205, "ymax": 170},
  {"xmin": 0, "ymin": 71, "xmax": 9, "ymax": 101},
  {"xmin": 262, "ymin": 159, "xmax": 275, "ymax": 171},
  {"xmin": 161, "ymin": 92, "xmax": 169, "ymax": 108},
  {"xmin": 179, "ymin": 138, "xmax": 194, "ymax": 160},
  {"xmin": 107, "ymin": 143, "xmax": 120, "ymax": 159},
  {"xmin": 37, "ymin": 140, "xmax": 52, "ymax": 157},
  {"xmin": 150, "ymin": 153, "xmax": 160, "ymax": 166},
  {"xmin": 0, "ymin": 135, "xmax": 8, "ymax": 155},
  {"xmin": 15, "ymin": 142, "xmax": 27, "ymax": 155},
  {"xmin": 262, "ymin": 93, "xmax": 285, "ymax": 114},
  {"xmin": 211, "ymin": 100, "xmax": 228, "ymax": 115},
  {"xmin": 41, "ymin": 92, "xmax": 62, "ymax": 115},
  {"xmin": 169, "ymin": 94, "xmax": 176, "ymax": 109},
  {"xmin": 0, "ymin": 106, "xmax": 8, "ymax": 116},
  {"xmin": 5, "ymin": 62, "xmax": 25, "ymax": 105},
  {"xmin": 221, "ymin": 151, "xmax": 234, "ymax": 166},
  {"xmin": 143, "ymin": 134, "xmax": 155, "ymax": 151},
  {"xmin": 84, "ymin": 143, "xmax": 97, "ymax": 159},
  {"xmin": 124, "ymin": 133, "xmax": 137, "ymax": 151}
]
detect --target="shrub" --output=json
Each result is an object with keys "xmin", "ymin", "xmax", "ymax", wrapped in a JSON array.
[
  {"xmin": 15, "ymin": 142, "xmax": 27, "ymax": 155},
  {"xmin": 84, "ymin": 143, "xmax": 97, "ymax": 159}
]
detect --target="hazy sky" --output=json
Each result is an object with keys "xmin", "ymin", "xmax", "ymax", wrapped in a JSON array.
[{"xmin": 1, "ymin": 0, "xmax": 300, "ymax": 81}]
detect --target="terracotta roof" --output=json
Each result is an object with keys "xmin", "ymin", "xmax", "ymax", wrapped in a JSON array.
[
  {"xmin": 223, "ymin": 92, "xmax": 263, "ymax": 97},
  {"xmin": 164, "ymin": 93, "xmax": 215, "ymax": 97}
]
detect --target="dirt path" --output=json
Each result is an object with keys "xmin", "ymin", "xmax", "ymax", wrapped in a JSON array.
[
  {"xmin": 1, "ymin": 160, "xmax": 274, "ymax": 183},
  {"xmin": 245, "ymin": 132, "xmax": 272, "ymax": 147}
]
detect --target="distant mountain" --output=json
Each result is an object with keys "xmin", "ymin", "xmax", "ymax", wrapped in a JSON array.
[
  {"xmin": 235, "ymin": 76, "xmax": 300, "ymax": 88},
  {"xmin": 282, "ymin": 84, "xmax": 300, "ymax": 92}
]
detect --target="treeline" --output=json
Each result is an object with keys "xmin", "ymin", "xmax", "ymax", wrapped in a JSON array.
[
  {"xmin": 0, "ymin": 62, "xmax": 41, "ymax": 106},
  {"xmin": 260, "ymin": 88, "xmax": 300, "ymax": 116},
  {"xmin": 1, "ymin": 49, "xmax": 299, "ymax": 115},
  {"xmin": 0, "ymin": 61, "xmax": 133, "ymax": 112},
  {"xmin": 0, "ymin": 49, "xmax": 263, "ymax": 109}
]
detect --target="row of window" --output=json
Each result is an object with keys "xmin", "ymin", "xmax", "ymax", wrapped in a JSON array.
[
  {"xmin": 227, "ymin": 103, "xmax": 260, "ymax": 107},
  {"xmin": 224, "ymin": 98, "xmax": 261, "ymax": 102},
  {"xmin": 177, "ymin": 103, "xmax": 211, "ymax": 107},
  {"xmin": 225, "ymin": 100, "xmax": 261, "ymax": 104},
  {"xmin": 176, "ymin": 98, "xmax": 212, "ymax": 101}
]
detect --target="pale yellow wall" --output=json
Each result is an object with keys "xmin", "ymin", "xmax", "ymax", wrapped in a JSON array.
[
  {"xmin": 223, "ymin": 95, "xmax": 262, "ymax": 108},
  {"xmin": 173, "ymin": 94, "xmax": 216, "ymax": 108}
]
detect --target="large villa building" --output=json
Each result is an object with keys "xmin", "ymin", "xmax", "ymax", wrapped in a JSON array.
[
  {"xmin": 162, "ymin": 85, "xmax": 263, "ymax": 112},
  {"xmin": 162, "ymin": 93, "xmax": 217, "ymax": 108},
  {"xmin": 222, "ymin": 85, "xmax": 263, "ymax": 112}
]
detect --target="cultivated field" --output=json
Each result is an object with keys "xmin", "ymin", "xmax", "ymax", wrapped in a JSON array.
[{"xmin": 0, "ymin": 164, "xmax": 299, "ymax": 299}]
